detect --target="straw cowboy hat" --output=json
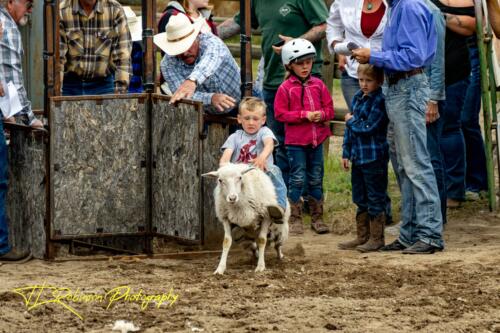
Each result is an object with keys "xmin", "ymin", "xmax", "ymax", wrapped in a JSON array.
[
  {"xmin": 123, "ymin": 6, "xmax": 142, "ymax": 42},
  {"xmin": 153, "ymin": 14, "xmax": 203, "ymax": 56}
]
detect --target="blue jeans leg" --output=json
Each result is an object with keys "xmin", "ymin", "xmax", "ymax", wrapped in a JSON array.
[
  {"xmin": 0, "ymin": 120, "xmax": 10, "ymax": 255},
  {"xmin": 385, "ymin": 74, "xmax": 444, "ymax": 249},
  {"xmin": 462, "ymin": 45, "xmax": 488, "ymax": 192},
  {"xmin": 266, "ymin": 165, "xmax": 288, "ymax": 210},
  {"xmin": 287, "ymin": 144, "xmax": 324, "ymax": 203},
  {"xmin": 352, "ymin": 160, "xmax": 388, "ymax": 217},
  {"xmin": 427, "ymin": 103, "xmax": 447, "ymax": 224},
  {"xmin": 440, "ymin": 79, "xmax": 468, "ymax": 201},
  {"xmin": 340, "ymin": 71, "xmax": 360, "ymax": 112},
  {"xmin": 263, "ymin": 89, "xmax": 289, "ymax": 187}
]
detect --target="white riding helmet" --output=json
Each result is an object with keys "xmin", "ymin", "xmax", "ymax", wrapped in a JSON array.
[{"xmin": 281, "ymin": 38, "xmax": 316, "ymax": 66}]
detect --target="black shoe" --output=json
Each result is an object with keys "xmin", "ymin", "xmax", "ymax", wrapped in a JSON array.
[
  {"xmin": 402, "ymin": 241, "xmax": 443, "ymax": 254},
  {"xmin": 379, "ymin": 240, "xmax": 407, "ymax": 251},
  {"xmin": 0, "ymin": 248, "xmax": 31, "ymax": 262}
]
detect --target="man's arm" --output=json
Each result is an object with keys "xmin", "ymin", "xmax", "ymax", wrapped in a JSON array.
[
  {"xmin": 111, "ymin": 6, "xmax": 132, "ymax": 93},
  {"xmin": 487, "ymin": 0, "xmax": 500, "ymax": 38},
  {"xmin": 217, "ymin": 18, "xmax": 241, "ymax": 40},
  {"xmin": 444, "ymin": 13, "xmax": 476, "ymax": 36},
  {"xmin": 300, "ymin": 23, "xmax": 327, "ymax": 43},
  {"xmin": 273, "ymin": 24, "xmax": 327, "ymax": 54}
]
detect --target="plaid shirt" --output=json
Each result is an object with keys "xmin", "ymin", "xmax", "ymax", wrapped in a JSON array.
[
  {"xmin": 160, "ymin": 33, "xmax": 241, "ymax": 112},
  {"xmin": 0, "ymin": 8, "xmax": 35, "ymax": 125},
  {"xmin": 60, "ymin": 0, "xmax": 131, "ymax": 92},
  {"xmin": 342, "ymin": 88, "xmax": 388, "ymax": 165}
]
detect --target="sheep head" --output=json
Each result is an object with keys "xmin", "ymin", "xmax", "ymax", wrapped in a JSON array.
[{"xmin": 202, "ymin": 164, "xmax": 255, "ymax": 204}]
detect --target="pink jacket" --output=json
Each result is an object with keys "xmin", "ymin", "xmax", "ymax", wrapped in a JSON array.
[{"xmin": 274, "ymin": 75, "xmax": 334, "ymax": 147}]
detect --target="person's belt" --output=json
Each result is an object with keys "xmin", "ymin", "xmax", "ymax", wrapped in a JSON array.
[
  {"xmin": 387, "ymin": 68, "xmax": 424, "ymax": 86},
  {"xmin": 64, "ymin": 72, "xmax": 110, "ymax": 83}
]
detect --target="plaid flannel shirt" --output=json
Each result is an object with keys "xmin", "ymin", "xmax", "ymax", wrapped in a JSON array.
[
  {"xmin": 342, "ymin": 88, "xmax": 389, "ymax": 165},
  {"xmin": 60, "ymin": 0, "xmax": 131, "ymax": 92},
  {"xmin": 0, "ymin": 8, "xmax": 35, "ymax": 125},
  {"xmin": 160, "ymin": 33, "xmax": 241, "ymax": 112}
]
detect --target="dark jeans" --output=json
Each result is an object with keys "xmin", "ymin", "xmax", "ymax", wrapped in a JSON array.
[
  {"xmin": 427, "ymin": 101, "xmax": 447, "ymax": 224},
  {"xmin": 462, "ymin": 45, "xmax": 488, "ymax": 192},
  {"xmin": 0, "ymin": 120, "xmax": 10, "ymax": 255},
  {"xmin": 352, "ymin": 159, "xmax": 388, "ymax": 217},
  {"xmin": 62, "ymin": 73, "xmax": 114, "ymax": 96},
  {"xmin": 440, "ymin": 79, "xmax": 468, "ymax": 201},
  {"xmin": 263, "ymin": 88, "xmax": 289, "ymax": 186},
  {"xmin": 286, "ymin": 144, "xmax": 324, "ymax": 203}
]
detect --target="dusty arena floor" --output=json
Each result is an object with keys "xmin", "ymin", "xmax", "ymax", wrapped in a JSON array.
[{"xmin": 1, "ymin": 200, "xmax": 499, "ymax": 333}]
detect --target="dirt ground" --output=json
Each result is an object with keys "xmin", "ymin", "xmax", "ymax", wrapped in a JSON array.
[{"xmin": 0, "ymin": 201, "xmax": 499, "ymax": 333}]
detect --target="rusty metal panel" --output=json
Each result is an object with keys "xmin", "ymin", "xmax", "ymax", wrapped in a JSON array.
[
  {"xmin": 7, "ymin": 131, "xmax": 46, "ymax": 258},
  {"xmin": 201, "ymin": 120, "xmax": 231, "ymax": 248},
  {"xmin": 151, "ymin": 94, "xmax": 202, "ymax": 241},
  {"xmin": 49, "ymin": 95, "xmax": 147, "ymax": 237}
]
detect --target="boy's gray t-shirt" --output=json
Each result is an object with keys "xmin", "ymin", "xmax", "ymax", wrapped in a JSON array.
[{"xmin": 221, "ymin": 127, "xmax": 277, "ymax": 167}]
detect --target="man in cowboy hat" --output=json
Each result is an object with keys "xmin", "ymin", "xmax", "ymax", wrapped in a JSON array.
[
  {"xmin": 59, "ymin": 0, "xmax": 131, "ymax": 95},
  {"xmin": 154, "ymin": 13, "xmax": 240, "ymax": 113}
]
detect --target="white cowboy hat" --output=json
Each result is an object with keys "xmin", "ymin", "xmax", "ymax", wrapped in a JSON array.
[
  {"xmin": 153, "ymin": 13, "xmax": 203, "ymax": 56},
  {"xmin": 123, "ymin": 6, "xmax": 142, "ymax": 42}
]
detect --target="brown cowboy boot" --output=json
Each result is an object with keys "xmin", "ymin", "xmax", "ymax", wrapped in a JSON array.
[
  {"xmin": 356, "ymin": 213, "xmax": 385, "ymax": 252},
  {"xmin": 308, "ymin": 196, "xmax": 330, "ymax": 234},
  {"xmin": 289, "ymin": 199, "xmax": 304, "ymax": 235},
  {"xmin": 338, "ymin": 211, "xmax": 370, "ymax": 250}
]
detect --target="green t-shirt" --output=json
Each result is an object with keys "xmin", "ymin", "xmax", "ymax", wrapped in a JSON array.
[{"xmin": 234, "ymin": 0, "xmax": 328, "ymax": 91}]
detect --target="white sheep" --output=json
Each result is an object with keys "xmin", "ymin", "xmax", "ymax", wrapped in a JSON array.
[{"xmin": 202, "ymin": 163, "xmax": 289, "ymax": 274}]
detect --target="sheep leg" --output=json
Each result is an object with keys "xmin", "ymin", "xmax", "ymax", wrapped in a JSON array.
[
  {"xmin": 255, "ymin": 221, "xmax": 270, "ymax": 272},
  {"xmin": 214, "ymin": 221, "xmax": 232, "ymax": 275},
  {"xmin": 275, "ymin": 242, "xmax": 284, "ymax": 260}
]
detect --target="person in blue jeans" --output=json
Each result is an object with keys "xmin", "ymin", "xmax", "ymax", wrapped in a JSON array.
[
  {"xmin": 388, "ymin": 0, "xmax": 448, "ymax": 225},
  {"xmin": 219, "ymin": 97, "xmax": 288, "ymax": 223},
  {"xmin": 353, "ymin": 0, "xmax": 444, "ymax": 254},
  {"xmin": 0, "ymin": 114, "xmax": 29, "ymax": 261},
  {"xmin": 431, "ymin": 0, "xmax": 476, "ymax": 208},
  {"xmin": 462, "ymin": 36, "xmax": 488, "ymax": 197},
  {"xmin": 339, "ymin": 64, "xmax": 389, "ymax": 252}
]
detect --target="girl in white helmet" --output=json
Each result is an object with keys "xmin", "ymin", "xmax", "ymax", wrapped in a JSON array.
[{"xmin": 274, "ymin": 38, "xmax": 335, "ymax": 235}]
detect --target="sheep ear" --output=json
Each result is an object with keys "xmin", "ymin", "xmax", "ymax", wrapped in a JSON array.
[
  {"xmin": 201, "ymin": 171, "xmax": 219, "ymax": 179},
  {"xmin": 241, "ymin": 167, "xmax": 256, "ymax": 175}
]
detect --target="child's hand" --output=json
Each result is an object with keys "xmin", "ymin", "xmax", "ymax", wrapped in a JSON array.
[
  {"xmin": 344, "ymin": 113, "xmax": 353, "ymax": 122},
  {"xmin": 307, "ymin": 111, "xmax": 322, "ymax": 122},
  {"xmin": 250, "ymin": 155, "xmax": 267, "ymax": 171},
  {"xmin": 342, "ymin": 158, "xmax": 350, "ymax": 171}
]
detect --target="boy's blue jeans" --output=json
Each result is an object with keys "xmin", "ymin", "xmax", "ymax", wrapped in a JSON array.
[
  {"xmin": 286, "ymin": 144, "xmax": 324, "ymax": 203},
  {"xmin": 351, "ymin": 159, "xmax": 388, "ymax": 217},
  {"xmin": 0, "ymin": 120, "xmax": 10, "ymax": 255},
  {"xmin": 384, "ymin": 74, "xmax": 444, "ymax": 249},
  {"xmin": 266, "ymin": 165, "xmax": 288, "ymax": 210}
]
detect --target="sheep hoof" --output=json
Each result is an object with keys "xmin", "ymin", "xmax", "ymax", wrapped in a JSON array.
[
  {"xmin": 254, "ymin": 265, "xmax": 265, "ymax": 273},
  {"xmin": 214, "ymin": 267, "xmax": 226, "ymax": 275}
]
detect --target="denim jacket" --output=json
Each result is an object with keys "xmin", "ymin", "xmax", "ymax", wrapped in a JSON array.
[{"xmin": 424, "ymin": 0, "xmax": 446, "ymax": 101}]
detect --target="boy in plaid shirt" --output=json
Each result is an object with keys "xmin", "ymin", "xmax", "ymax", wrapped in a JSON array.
[{"xmin": 339, "ymin": 64, "xmax": 389, "ymax": 253}]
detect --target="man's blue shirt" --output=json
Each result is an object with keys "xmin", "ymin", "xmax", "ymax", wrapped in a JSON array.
[{"xmin": 370, "ymin": 0, "xmax": 437, "ymax": 72}]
